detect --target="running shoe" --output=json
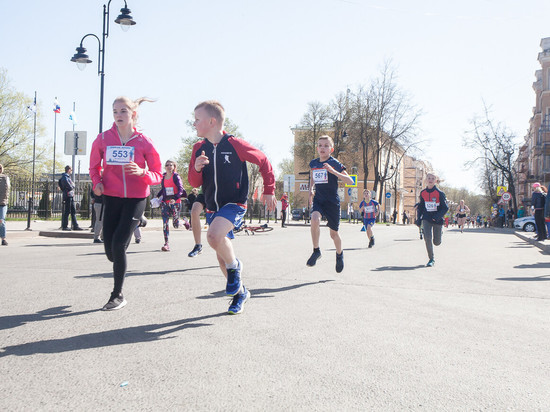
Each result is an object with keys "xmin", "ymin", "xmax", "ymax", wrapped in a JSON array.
[
  {"xmin": 183, "ymin": 220, "xmax": 190, "ymax": 230},
  {"xmin": 368, "ymin": 237, "xmax": 375, "ymax": 248},
  {"xmin": 336, "ymin": 251, "xmax": 344, "ymax": 273},
  {"xmin": 1, "ymin": 239, "xmax": 7, "ymax": 246},
  {"xmin": 226, "ymin": 259, "xmax": 243, "ymax": 296},
  {"xmin": 135, "ymin": 238, "xmax": 141, "ymax": 244},
  {"xmin": 102, "ymin": 292, "xmax": 127, "ymax": 311},
  {"xmin": 161, "ymin": 243, "xmax": 170, "ymax": 252},
  {"xmin": 426, "ymin": 259, "xmax": 435, "ymax": 267},
  {"xmin": 228, "ymin": 285, "xmax": 250, "ymax": 315},
  {"xmin": 306, "ymin": 250, "xmax": 322, "ymax": 267},
  {"xmin": 188, "ymin": 244, "xmax": 202, "ymax": 257},
  {"xmin": 93, "ymin": 239, "xmax": 103, "ymax": 243}
]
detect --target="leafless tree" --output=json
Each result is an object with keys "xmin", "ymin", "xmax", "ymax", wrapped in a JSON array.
[
  {"xmin": 293, "ymin": 101, "xmax": 330, "ymax": 169},
  {"xmin": 464, "ymin": 104, "xmax": 519, "ymax": 214}
]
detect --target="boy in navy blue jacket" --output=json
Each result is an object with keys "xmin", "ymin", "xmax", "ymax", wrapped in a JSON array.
[
  {"xmin": 306, "ymin": 135, "xmax": 354, "ymax": 273},
  {"xmin": 416, "ymin": 172, "xmax": 448, "ymax": 267},
  {"xmin": 188, "ymin": 100, "xmax": 276, "ymax": 314}
]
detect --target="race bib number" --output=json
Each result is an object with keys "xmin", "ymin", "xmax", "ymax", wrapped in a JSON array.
[
  {"xmin": 106, "ymin": 146, "xmax": 134, "ymax": 165},
  {"xmin": 425, "ymin": 201, "xmax": 437, "ymax": 212},
  {"xmin": 165, "ymin": 187, "xmax": 174, "ymax": 196},
  {"xmin": 312, "ymin": 168, "xmax": 328, "ymax": 184},
  {"xmin": 365, "ymin": 206, "xmax": 375, "ymax": 213}
]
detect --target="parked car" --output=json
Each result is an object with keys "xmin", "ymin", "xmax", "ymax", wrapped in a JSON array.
[
  {"xmin": 291, "ymin": 208, "xmax": 303, "ymax": 221},
  {"xmin": 513, "ymin": 216, "xmax": 536, "ymax": 232}
]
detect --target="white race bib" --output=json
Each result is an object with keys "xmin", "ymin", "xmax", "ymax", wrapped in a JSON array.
[
  {"xmin": 106, "ymin": 146, "xmax": 134, "ymax": 165},
  {"xmin": 365, "ymin": 206, "xmax": 375, "ymax": 213},
  {"xmin": 312, "ymin": 168, "xmax": 328, "ymax": 184},
  {"xmin": 165, "ymin": 187, "xmax": 174, "ymax": 196},
  {"xmin": 425, "ymin": 201, "xmax": 437, "ymax": 212}
]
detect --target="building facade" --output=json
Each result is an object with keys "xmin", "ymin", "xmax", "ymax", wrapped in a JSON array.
[{"xmin": 516, "ymin": 37, "xmax": 550, "ymax": 207}]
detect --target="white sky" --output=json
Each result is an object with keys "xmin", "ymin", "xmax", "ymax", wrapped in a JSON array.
[{"xmin": 1, "ymin": 0, "xmax": 548, "ymax": 193}]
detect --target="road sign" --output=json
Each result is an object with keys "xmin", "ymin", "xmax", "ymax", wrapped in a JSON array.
[
  {"xmin": 283, "ymin": 174, "xmax": 295, "ymax": 193},
  {"xmin": 502, "ymin": 192, "xmax": 511, "ymax": 202},
  {"xmin": 497, "ymin": 186, "xmax": 507, "ymax": 196},
  {"xmin": 64, "ymin": 131, "xmax": 87, "ymax": 155},
  {"xmin": 299, "ymin": 183, "xmax": 310, "ymax": 192},
  {"xmin": 385, "ymin": 192, "xmax": 391, "ymax": 198},
  {"xmin": 345, "ymin": 175, "xmax": 357, "ymax": 188}
]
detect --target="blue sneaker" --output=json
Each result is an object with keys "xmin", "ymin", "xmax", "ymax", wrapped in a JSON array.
[
  {"xmin": 426, "ymin": 259, "xmax": 435, "ymax": 267},
  {"xmin": 228, "ymin": 286, "xmax": 250, "ymax": 315},
  {"xmin": 226, "ymin": 259, "xmax": 243, "ymax": 296}
]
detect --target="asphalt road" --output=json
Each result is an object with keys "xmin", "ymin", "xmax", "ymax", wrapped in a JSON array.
[{"xmin": 1, "ymin": 221, "xmax": 549, "ymax": 410}]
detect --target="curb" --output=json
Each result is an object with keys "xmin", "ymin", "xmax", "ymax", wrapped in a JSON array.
[{"xmin": 514, "ymin": 230, "xmax": 550, "ymax": 254}]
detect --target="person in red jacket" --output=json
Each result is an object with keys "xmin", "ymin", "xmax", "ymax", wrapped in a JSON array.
[
  {"xmin": 89, "ymin": 96, "xmax": 162, "ymax": 310},
  {"xmin": 188, "ymin": 100, "xmax": 276, "ymax": 315},
  {"xmin": 281, "ymin": 192, "xmax": 289, "ymax": 228}
]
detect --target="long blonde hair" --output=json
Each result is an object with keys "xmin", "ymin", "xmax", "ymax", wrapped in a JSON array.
[{"xmin": 113, "ymin": 96, "xmax": 155, "ymax": 127}]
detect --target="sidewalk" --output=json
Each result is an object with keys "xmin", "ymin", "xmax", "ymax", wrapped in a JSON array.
[{"xmin": 5, "ymin": 218, "xmax": 165, "ymax": 239}]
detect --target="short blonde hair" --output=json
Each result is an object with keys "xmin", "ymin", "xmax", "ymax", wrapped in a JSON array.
[
  {"xmin": 318, "ymin": 135, "xmax": 334, "ymax": 147},
  {"xmin": 195, "ymin": 100, "xmax": 225, "ymax": 124}
]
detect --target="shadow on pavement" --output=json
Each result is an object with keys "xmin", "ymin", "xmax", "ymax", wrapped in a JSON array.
[
  {"xmin": 513, "ymin": 262, "xmax": 550, "ymax": 269},
  {"xmin": 196, "ymin": 280, "xmax": 335, "ymax": 300},
  {"xmin": 496, "ymin": 275, "xmax": 550, "ymax": 282},
  {"xmin": 372, "ymin": 265, "xmax": 425, "ymax": 271},
  {"xmin": 0, "ymin": 306, "xmax": 100, "ymax": 331},
  {"xmin": 76, "ymin": 265, "xmax": 220, "ymax": 279},
  {"xmin": 0, "ymin": 312, "xmax": 225, "ymax": 358}
]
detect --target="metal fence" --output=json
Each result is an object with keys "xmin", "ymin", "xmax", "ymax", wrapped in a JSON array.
[{"xmin": 7, "ymin": 177, "xmax": 278, "ymax": 222}]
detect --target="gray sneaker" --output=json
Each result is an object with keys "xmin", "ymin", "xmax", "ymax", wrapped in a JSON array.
[{"xmin": 102, "ymin": 293, "xmax": 127, "ymax": 311}]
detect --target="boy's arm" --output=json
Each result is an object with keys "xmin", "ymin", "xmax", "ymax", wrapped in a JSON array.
[
  {"xmin": 323, "ymin": 163, "xmax": 354, "ymax": 185},
  {"xmin": 231, "ymin": 137, "xmax": 275, "ymax": 195},
  {"xmin": 188, "ymin": 141, "xmax": 204, "ymax": 188}
]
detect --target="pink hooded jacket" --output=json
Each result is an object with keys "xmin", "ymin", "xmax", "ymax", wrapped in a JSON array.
[{"xmin": 89, "ymin": 123, "xmax": 162, "ymax": 198}]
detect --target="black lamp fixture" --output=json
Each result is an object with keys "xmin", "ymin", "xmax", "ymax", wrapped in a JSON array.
[{"xmin": 70, "ymin": 0, "xmax": 136, "ymax": 133}]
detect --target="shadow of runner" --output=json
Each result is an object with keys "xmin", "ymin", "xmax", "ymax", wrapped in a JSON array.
[
  {"xmin": 372, "ymin": 265, "xmax": 425, "ymax": 271},
  {"xmin": 513, "ymin": 262, "xmax": 550, "ymax": 269},
  {"xmin": 0, "ymin": 306, "xmax": 100, "ymax": 331},
  {"xmin": 0, "ymin": 312, "xmax": 225, "ymax": 358},
  {"xmin": 76, "ymin": 266, "xmax": 220, "ymax": 279},
  {"xmin": 496, "ymin": 275, "xmax": 550, "ymax": 282},
  {"xmin": 196, "ymin": 280, "xmax": 335, "ymax": 300}
]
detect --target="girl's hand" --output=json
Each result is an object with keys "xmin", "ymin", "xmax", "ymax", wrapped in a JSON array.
[
  {"xmin": 93, "ymin": 182, "xmax": 104, "ymax": 196},
  {"xmin": 125, "ymin": 162, "xmax": 145, "ymax": 176}
]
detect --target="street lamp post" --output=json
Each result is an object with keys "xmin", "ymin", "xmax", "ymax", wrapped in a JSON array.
[{"xmin": 70, "ymin": 0, "xmax": 136, "ymax": 134}]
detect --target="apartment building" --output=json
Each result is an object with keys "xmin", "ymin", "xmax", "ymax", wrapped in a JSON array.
[{"xmin": 517, "ymin": 37, "xmax": 550, "ymax": 206}]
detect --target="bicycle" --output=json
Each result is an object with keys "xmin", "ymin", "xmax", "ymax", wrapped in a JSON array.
[{"xmin": 235, "ymin": 223, "xmax": 274, "ymax": 235}]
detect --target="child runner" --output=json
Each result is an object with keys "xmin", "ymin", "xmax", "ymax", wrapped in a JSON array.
[
  {"xmin": 89, "ymin": 96, "xmax": 162, "ymax": 310},
  {"xmin": 306, "ymin": 135, "xmax": 354, "ymax": 272},
  {"xmin": 187, "ymin": 188, "xmax": 206, "ymax": 257},
  {"xmin": 416, "ymin": 172, "xmax": 448, "ymax": 267},
  {"xmin": 359, "ymin": 189, "xmax": 379, "ymax": 248},
  {"xmin": 188, "ymin": 100, "xmax": 276, "ymax": 315},
  {"xmin": 156, "ymin": 159, "xmax": 189, "ymax": 251}
]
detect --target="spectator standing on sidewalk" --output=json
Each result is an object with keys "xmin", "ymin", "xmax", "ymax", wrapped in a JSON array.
[
  {"xmin": 0, "ymin": 164, "xmax": 10, "ymax": 246},
  {"xmin": 91, "ymin": 190, "xmax": 104, "ymax": 243},
  {"xmin": 58, "ymin": 166, "xmax": 83, "ymax": 231},
  {"xmin": 531, "ymin": 182, "xmax": 547, "ymax": 241},
  {"xmin": 281, "ymin": 193, "xmax": 289, "ymax": 228}
]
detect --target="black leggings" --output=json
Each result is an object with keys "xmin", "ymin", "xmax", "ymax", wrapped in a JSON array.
[{"xmin": 102, "ymin": 196, "xmax": 146, "ymax": 295}]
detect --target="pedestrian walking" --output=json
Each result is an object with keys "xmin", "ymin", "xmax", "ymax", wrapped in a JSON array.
[
  {"xmin": 91, "ymin": 190, "xmax": 104, "ymax": 243},
  {"xmin": 281, "ymin": 193, "xmax": 289, "ymax": 228},
  {"xmin": 416, "ymin": 172, "xmax": 448, "ymax": 267},
  {"xmin": 188, "ymin": 100, "xmax": 276, "ymax": 314},
  {"xmin": 306, "ymin": 135, "xmax": 354, "ymax": 272},
  {"xmin": 89, "ymin": 96, "xmax": 162, "ymax": 310}
]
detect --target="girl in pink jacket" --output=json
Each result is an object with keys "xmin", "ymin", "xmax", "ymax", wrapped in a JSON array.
[{"xmin": 89, "ymin": 96, "xmax": 162, "ymax": 310}]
